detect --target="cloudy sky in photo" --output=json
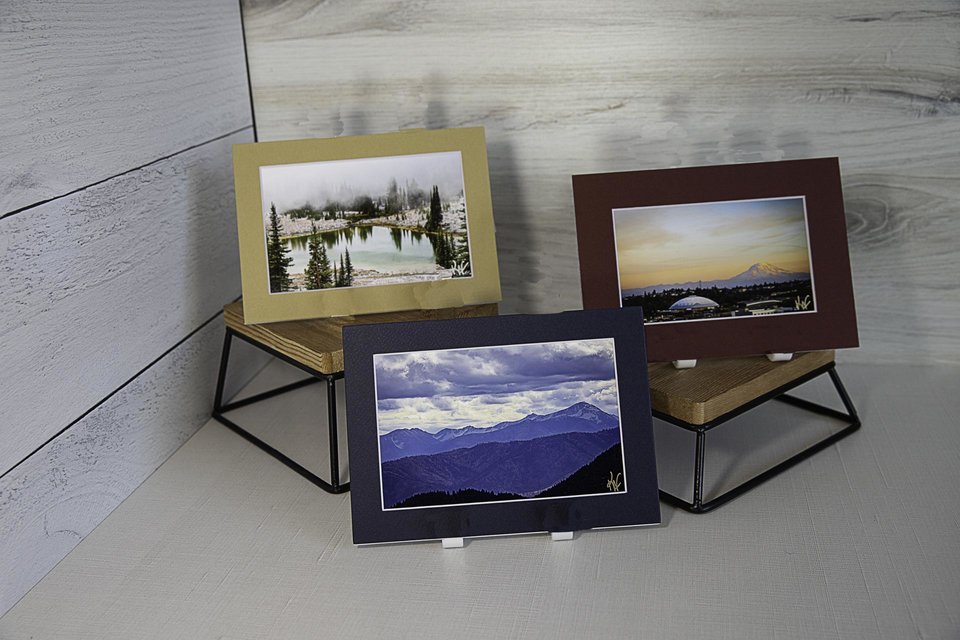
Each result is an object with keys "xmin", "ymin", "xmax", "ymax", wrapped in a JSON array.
[
  {"xmin": 373, "ymin": 338, "xmax": 620, "ymax": 435},
  {"xmin": 259, "ymin": 150, "xmax": 465, "ymax": 220},
  {"xmin": 613, "ymin": 196, "xmax": 812, "ymax": 289}
]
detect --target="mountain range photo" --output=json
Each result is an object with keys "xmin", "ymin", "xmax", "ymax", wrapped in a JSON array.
[
  {"xmin": 372, "ymin": 338, "xmax": 627, "ymax": 510},
  {"xmin": 621, "ymin": 261, "xmax": 810, "ymax": 297},
  {"xmin": 380, "ymin": 402, "xmax": 624, "ymax": 509}
]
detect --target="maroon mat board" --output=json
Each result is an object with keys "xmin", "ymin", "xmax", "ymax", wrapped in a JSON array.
[{"xmin": 573, "ymin": 158, "xmax": 859, "ymax": 362}]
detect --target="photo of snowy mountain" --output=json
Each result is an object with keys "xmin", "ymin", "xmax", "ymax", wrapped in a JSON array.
[
  {"xmin": 621, "ymin": 261, "xmax": 812, "ymax": 298},
  {"xmin": 373, "ymin": 339, "xmax": 626, "ymax": 510},
  {"xmin": 613, "ymin": 196, "xmax": 816, "ymax": 323}
]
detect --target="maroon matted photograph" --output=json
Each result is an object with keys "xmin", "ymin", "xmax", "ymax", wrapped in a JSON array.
[{"xmin": 573, "ymin": 158, "xmax": 859, "ymax": 362}]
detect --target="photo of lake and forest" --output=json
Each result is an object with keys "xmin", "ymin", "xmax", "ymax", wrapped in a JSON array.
[
  {"xmin": 373, "ymin": 339, "xmax": 627, "ymax": 510},
  {"xmin": 613, "ymin": 196, "xmax": 817, "ymax": 324},
  {"xmin": 259, "ymin": 151, "xmax": 472, "ymax": 294}
]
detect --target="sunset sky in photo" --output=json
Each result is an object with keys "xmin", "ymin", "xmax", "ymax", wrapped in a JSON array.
[{"xmin": 613, "ymin": 197, "xmax": 812, "ymax": 290}]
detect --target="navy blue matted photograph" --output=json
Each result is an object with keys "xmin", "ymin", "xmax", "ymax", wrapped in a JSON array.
[{"xmin": 343, "ymin": 308, "xmax": 660, "ymax": 546}]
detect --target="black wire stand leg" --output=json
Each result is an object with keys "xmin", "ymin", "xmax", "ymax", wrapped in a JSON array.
[
  {"xmin": 213, "ymin": 329, "xmax": 233, "ymax": 414},
  {"xmin": 659, "ymin": 363, "xmax": 860, "ymax": 514},
  {"xmin": 692, "ymin": 430, "xmax": 706, "ymax": 511},
  {"xmin": 211, "ymin": 328, "xmax": 349, "ymax": 494},
  {"xmin": 326, "ymin": 374, "xmax": 344, "ymax": 492}
]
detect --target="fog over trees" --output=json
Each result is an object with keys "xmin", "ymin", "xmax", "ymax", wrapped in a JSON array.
[{"xmin": 260, "ymin": 151, "xmax": 465, "ymax": 216}]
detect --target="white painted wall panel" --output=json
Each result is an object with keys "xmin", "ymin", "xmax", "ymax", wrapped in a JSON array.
[
  {"xmin": 0, "ymin": 129, "xmax": 252, "ymax": 476},
  {"xmin": 242, "ymin": 0, "xmax": 960, "ymax": 364},
  {"xmin": 0, "ymin": 0, "xmax": 251, "ymax": 214},
  {"xmin": 0, "ymin": 320, "xmax": 269, "ymax": 615}
]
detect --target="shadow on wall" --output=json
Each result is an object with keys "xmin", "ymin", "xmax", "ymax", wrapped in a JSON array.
[
  {"xmin": 415, "ymin": 74, "xmax": 541, "ymax": 314},
  {"xmin": 186, "ymin": 146, "xmax": 273, "ymax": 404},
  {"xmin": 487, "ymin": 138, "xmax": 537, "ymax": 315},
  {"xmin": 423, "ymin": 73, "xmax": 448, "ymax": 131}
]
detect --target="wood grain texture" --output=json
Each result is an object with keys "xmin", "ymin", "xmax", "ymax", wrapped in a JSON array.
[
  {"xmin": 0, "ymin": 130, "xmax": 252, "ymax": 476},
  {"xmin": 225, "ymin": 300, "xmax": 499, "ymax": 373},
  {"xmin": 0, "ymin": 320, "xmax": 269, "ymax": 616},
  {"xmin": 649, "ymin": 351, "xmax": 835, "ymax": 424},
  {"xmin": 2, "ymin": 361, "xmax": 958, "ymax": 639},
  {"xmin": 241, "ymin": 0, "xmax": 960, "ymax": 364},
  {"xmin": 0, "ymin": 0, "xmax": 252, "ymax": 214}
]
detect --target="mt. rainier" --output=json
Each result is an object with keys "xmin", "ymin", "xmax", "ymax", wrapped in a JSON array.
[
  {"xmin": 623, "ymin": 261, "xmax": 810, "ymax": 296},
  {"xmin": 726, "ymin": 262, "xmax": 810, "ymax": 285}
]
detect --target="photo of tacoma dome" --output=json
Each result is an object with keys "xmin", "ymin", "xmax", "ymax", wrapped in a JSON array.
[{"xmin": 613, "ymin": 197, "xmax": 816, "ymax": 325}]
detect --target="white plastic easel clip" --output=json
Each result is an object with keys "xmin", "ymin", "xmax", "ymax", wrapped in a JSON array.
[
  {"xmin": 766, "ymin": 353, "xmax": 793, "ymax": 362},
  {"xmin": 550, "ymin": 531, "xmax": 574, "ymax": 541},
  {"xmin": 672, "ymin": 359, "xmax": 697, "ymax": 369},
  {"xmin": 441, "ymin": 537, "xmax": 464, "ymax": 549}
]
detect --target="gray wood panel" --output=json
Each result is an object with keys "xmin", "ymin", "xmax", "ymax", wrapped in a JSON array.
[
  {"xmin": 0, "ymin": 0, "xmax": 251, "ymax": 214},
  {"xmin": 0, "ymin": 130, "xmax": 252, "ymax": 476},
  {"xmin": 0, "ymin": 320, "xmax": 269, "ymax": 615},
  {"xmin": 0, "ymin": 0, "xmax": 257, "ymax": 617},
  {"xmin": 242, "ymin": 0, "xmax": 960, "ymax": 364},
  {"xmin": 2, "ymin": 361, "xmax": 957, "ymax": 639}
]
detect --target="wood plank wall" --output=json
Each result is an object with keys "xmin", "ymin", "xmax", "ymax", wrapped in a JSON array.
[
  {"xmin": 242, "ymin": 0, "xmax": 960, "ymax": 365},
  {"xmin": 0, "ymin": 1, "xmax": 268, "ymax": 614}
]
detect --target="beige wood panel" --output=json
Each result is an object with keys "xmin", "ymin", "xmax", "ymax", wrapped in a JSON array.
[
  {"xmin": 225, "ymin": 300, "xmax": 499, "ymax": 373},
  {"xmin": 0, "ymin": 0, "xmax": 251, "ymax": 215},
  {"xmin": 2, "ymin": 361, "xmax": 957, "ymax": 638},
  {"xmin": 242, "ymin": 0, "xmax": 960, "ymax": 364},
  {"xmin": 0, "ymin": 320, "xmax": 269, "ymax": 616},
  {"xmin": 0, "ymin": 130, "xmax": 252, "ymax": 476},
  {"xmin": 649, "ymin": 350, "xmax": 835, "ymax": 425}
]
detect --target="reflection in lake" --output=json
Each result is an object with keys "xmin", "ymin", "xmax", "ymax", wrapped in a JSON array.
[{"xmin": 284, "ymin": 225, "xmax": 442, "ymax": 276}]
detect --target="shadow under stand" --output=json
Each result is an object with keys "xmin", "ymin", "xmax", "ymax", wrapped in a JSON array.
[
  {"xmin": 649, "ymin": 350, "xmax": 860, "ymax": 513},
  {"xmin": 212, "ymin": 300, "xmax": 499, "ymax": 494}
]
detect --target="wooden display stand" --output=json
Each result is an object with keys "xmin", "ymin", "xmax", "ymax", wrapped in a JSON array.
[
  {"xmin": 649, "ymin": 350, "xmax": 860, "ymax": 513},
  {"xmin": 213, "ymin": 300, "xmax": 499, "ymax": 493}
]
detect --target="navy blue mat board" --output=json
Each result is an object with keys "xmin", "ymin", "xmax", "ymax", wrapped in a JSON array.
[{"xmin": 343, "ymin": 308, "xmax": 660, "ymax": 545}]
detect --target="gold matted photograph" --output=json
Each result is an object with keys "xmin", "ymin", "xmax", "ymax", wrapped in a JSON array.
[{"xmin": 233, "ymin": 128, "xmax": 501, "ymax": 323}]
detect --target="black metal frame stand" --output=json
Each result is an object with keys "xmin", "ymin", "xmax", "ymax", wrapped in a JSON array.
[
  {"xmin": 212, "ymin": 328, "xmax": 349, "ymax": 494},
  {"xmin": 657, "ymin": 362, "xmax": 859, "ymax": 513}
]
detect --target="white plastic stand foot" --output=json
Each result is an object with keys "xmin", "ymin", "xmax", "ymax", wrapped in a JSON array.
[
  {"xmin": 766, "ymin": 353, "xmax": 793, "ymax": 362},
  {"xmin": 550, "ymin": 531, "xmax": 574, "ymax": 541},
  {"xmin": 672, "ymin": 359, "xmax": 697, "ymax": 369},
  {"xmin": 441, "ymin": 537, "xmax": 464, "ymax": 549}
]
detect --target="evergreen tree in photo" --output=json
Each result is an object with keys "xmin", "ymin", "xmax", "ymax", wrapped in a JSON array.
[
  {"xmin": 385, "ymin": 178, "xmax": 401, "ymax": 215},
  {"xmin": 317, "ymin": 247, "xmax": 333, "ymax": 288},
  {"xmin": 266, "ymin": 203, "xmax": 294, "ymax": 292},
  {"xmin": 426, "ymin": 185, "xmax": 443, "ymax": 232},
  {"xmin": 352, "ymin": 194, "xmax": 377, "ymax": 218},
  {"xmin": 433, "ymin": 232, "xmax": 456, "ymax": 269},
  {"xmin": 333, "ymin": 263, "xmax": 340, "ymax": 288},
  {"xmin": 303, "ymin": 223, "xmax": 334, "ymax": 289},
  {"xmin": 454, "ymin": 220, "xmax": 471, "ymax": 277},
  {"xmin": 343, "ymin": 247, "xmax": 354, "ymax": 286}
]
